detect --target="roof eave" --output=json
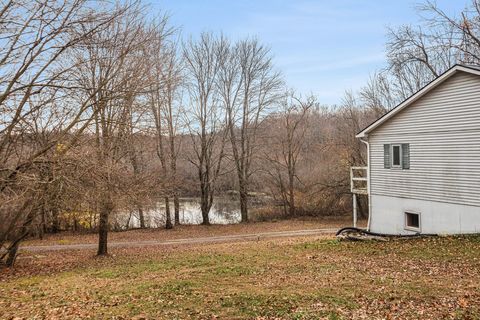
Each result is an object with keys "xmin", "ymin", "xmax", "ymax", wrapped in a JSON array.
[{"xmin": 355, "ymin": 64, "xmax": 480, "ymax": 138}]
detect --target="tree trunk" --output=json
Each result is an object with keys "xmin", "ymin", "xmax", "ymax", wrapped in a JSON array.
[
  {"xmin": 97, "ymin": 198, "xmax": 112, "ymax": 256},
  {"xmin": 97, "ymin": 211, "xmax": 108, "ymax": 255},
  {"xmin": 5, "ymin": 245, "xmax": 18, "ymax": 267},
  {"xmin": 173, "ymin": 194, "xmax": 180, "ymax": 225},
  {"xmin": 165, "ymin": 197, "xmax": 173, "ymax": 229},
  {"xmin": 201, "ymin": 205, "xmax": 210, "ymax": 225},
  {"xmin": 138, "ymin": 205, "xmax": 146, "ymax": 228},
  {"xmin": 288, "ymin": 171, "xmax": 295, "ymax": 216},
  {"xmin": 288, "ymin": 188, "xmax": 295, "ymax": 216},
  {"xmin": 2, "ymin": 207, "xmax": 35, "ymax": 267},
  {"xmin": 125, "ymin": 212, "xmax": 132, "ymax": 229},
  {"xmin": 357, "ymin": 195, "xmax": 367, "ymax": 219},
  {"xmin": 51, "ymin": 208, "xmax": 60, "ymax": 233},
  {"xmin": 276, "ymin": 169, "xmax": 288, "ymax": 217},
  {"xmin": 169, "ymin": 130, "xmax": 180, "ymax": 225},
  {"xmin": 200, "ymin": 189, "xmax": 210, "ymax": 225},
  {"xmin": 239, "ymin": 179, "xmax": 248, "ymax": 222},
  {"xmin": 39, "ymin": 209, "xmax": 46, "ymax": 240},
  {"xmin": 239, "ymin": 192, "xmax": 248, "ymax": 223}
]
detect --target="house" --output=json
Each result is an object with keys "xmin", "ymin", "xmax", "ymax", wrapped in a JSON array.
[{"xmin": 353, "ymin": 64, "xmax": 480, "ymax": 235}]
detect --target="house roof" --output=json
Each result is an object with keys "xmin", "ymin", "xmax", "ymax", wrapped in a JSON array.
[{"xmin": 356, "ymin": 64, "xmax": 480, "ymax": 138}]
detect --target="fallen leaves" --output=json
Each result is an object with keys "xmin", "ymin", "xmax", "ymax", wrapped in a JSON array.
[{"xmin": 1, "ymin": 232, "xmax": 480, "ymax": 319}]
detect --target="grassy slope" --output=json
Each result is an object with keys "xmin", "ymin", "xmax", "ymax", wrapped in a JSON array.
[{"xmin": 1, "ymin": 235, "xmax": 480, "ymax": 319}]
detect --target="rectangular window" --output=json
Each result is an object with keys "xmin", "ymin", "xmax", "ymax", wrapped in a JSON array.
[
  {"xmin": 405, "ymin": 212, "xmax": 420, "ymax": 231},
  {"xmin": 384, "ymin": 143, "xmax": 410, "ymax": 170},
  {"xmin": 391, "ymin": 144, "xmax": 402, "ymax": 168}
]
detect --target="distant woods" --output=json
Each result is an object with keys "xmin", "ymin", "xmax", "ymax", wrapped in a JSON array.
[{"xmin": 1, "ymin": 0, "xmax": 480, "ymax": 266}]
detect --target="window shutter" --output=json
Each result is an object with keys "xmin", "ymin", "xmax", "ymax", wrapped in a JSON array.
[
  {"xmin": 402, "ymin": 143, "xmax": 410, "ymax": 169},
  {"xmin": 384, "ymin": 144, "xmax": 391, "ymax": 169}
]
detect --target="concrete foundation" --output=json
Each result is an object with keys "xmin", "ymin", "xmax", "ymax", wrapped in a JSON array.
[{"xmin": 370, "ymin": 194, "xmax": 480, "ymax": 235}]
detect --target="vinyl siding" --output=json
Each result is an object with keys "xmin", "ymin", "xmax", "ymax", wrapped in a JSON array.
[{"xmin": 368, "ymin": 71, "xmax": 480, "ymax": 207}]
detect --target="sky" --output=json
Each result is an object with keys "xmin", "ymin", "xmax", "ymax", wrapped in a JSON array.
[{"xmin": 149, "ymin": 0, "xmax": 467, "ymax": 105}]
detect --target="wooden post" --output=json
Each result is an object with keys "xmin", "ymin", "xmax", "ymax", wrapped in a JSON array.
[{"xmin": 353, "ymin": 193, "xmax": 357, "ymax": 228}]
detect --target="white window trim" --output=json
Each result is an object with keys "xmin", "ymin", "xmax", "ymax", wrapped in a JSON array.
[
  {"xmin": 404, "ymin": 211, "xmax": 421, "ymax": 232},
  {"xmin": 391, "ymin": 144, "xmax": 402, "ymax": 168}
]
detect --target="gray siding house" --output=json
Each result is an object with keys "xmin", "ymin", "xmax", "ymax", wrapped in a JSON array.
[{"xmin": 356, "ymin": 64, "xmax": 480, "ymax": 235}]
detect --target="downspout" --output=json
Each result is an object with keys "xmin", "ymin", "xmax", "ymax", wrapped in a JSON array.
[{"xmin": 360, "ymin": 136, "xmax": 372, "ymax": 231}]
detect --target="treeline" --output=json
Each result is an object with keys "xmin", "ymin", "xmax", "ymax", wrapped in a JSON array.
[{"xmin": 1, "ymin": 0, "xmax": 480, "ymax": 266}]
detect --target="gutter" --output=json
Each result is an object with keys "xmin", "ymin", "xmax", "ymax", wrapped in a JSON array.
[{"xmin": 360, "ymin": 136, "xmax": 372, "ymax": 231}]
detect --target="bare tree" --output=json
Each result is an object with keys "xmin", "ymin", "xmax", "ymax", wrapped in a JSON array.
[
  {"xmin": 0, "ymin": 0, "xmax": 128, "ymax": 267},
  {"xmin": 419, "ymin": 0, "xmax": 480, "ymax": 64},
  {"xmin": 220, "ymin": 38, "xmax": 282, "ymax": 222},
  {"xmin": 183, "ymin": 33, "xmax": 228, "ymax": 225},
  {"xmin": 262, "ymin": 92, "xmax": 314, "ymax": 216},
  {"xmin": 360, "ymin": 72, "xmax": 396, "ymax": 114},
  {"xmin": 362, "ymin": 0, "xmax": 480, "ymax": 112},
  {"xmin": 72, "ymin": 3, "xmax": 153, "ymax": 255},
  {"xmin": 148, "ymin": 25, "xmax": 182, "ymax": 228},
  {"xmin": 162, "ymin": 45, "xmax": 183, "ymax": 226}
]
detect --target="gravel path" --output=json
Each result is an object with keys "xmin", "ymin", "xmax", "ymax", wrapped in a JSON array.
[{"xmin": 20, "ymin": 228, "xmax": 337, "ymax": 252}]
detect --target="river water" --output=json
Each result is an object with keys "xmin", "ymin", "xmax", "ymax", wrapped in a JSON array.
[{"xmin": 116, "ymin": 197, "xmax": 242, "ymax": 228}]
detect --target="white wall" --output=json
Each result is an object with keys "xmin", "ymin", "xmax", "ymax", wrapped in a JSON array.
[
  {"xmin": 370, "ymin": 194, "xmax": 480, "ymax": 235},
  {"xmin": 366, "ymin": 70, "xmax": 480, "ymax": 234}
]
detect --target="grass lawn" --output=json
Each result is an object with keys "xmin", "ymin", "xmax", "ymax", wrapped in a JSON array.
[{"xmin": 1, "ymin": 234, "xmax": 480, "ymax": 319}]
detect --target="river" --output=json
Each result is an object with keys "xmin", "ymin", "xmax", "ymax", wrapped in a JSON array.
[{"xmin": 116, "ymin": 197, "xmax": 242, "ymax": 229}]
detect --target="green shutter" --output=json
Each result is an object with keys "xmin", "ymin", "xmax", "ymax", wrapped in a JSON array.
[
  {"xmin": 384, "ymin": 144, "xmax": 391, "ymax": 169},
  {"xmin": 402, "ymin": 144, "xmax": 410, "ymax": 169}
]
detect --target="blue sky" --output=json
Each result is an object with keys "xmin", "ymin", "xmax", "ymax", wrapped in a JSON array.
[{"xmin": 150, "ymin": 0, "xmax": 467, "ymax": 105}]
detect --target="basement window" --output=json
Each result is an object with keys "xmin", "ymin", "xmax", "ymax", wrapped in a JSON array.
[{"xmin": 405, "ymin": 212, "xmax": 420, "ymax": 232}]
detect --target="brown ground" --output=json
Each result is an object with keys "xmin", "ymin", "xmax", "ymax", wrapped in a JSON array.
[
  {"xmin": 3, "ymin": 218, "xmax": 478, "ymax": 319},
  {"xmin": 22, "ymin": 216, "xmax": 355, "ymax": 247}
]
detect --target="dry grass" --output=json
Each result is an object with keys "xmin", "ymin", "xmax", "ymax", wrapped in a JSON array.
[
  {"xmin": 21, "ymin": 217, "xmax": 353, "ymax": 247},
  {"xmin": 1, "ymin": 223, "xmax": 480, "ymax": 319}
]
